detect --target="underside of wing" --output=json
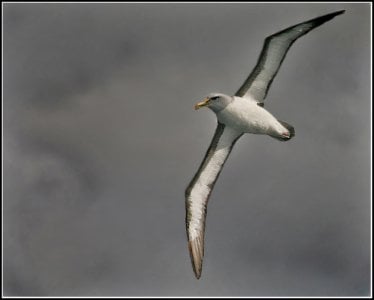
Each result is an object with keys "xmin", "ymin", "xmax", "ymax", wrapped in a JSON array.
[
  {"xmin": 185, "ymin": 123, "xmax": 242, "ymax": 279},
  {"xmin": 235, "ymin": 10, "xmax": 345, "ymax": 104}
]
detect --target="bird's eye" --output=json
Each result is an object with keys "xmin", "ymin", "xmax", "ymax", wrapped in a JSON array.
[{"xmin": 210, "ymin": 96, "xmax": 219, "ymax": 100}]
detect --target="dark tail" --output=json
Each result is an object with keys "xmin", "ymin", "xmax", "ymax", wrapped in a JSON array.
[{"xmin": 271, "ymin": 120, "xmax": 295, "ymax": 142}]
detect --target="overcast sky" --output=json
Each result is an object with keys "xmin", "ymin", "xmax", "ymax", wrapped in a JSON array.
[{"xmin": 3, "ymin": 2, "xmax": 371, "ymax": 297}]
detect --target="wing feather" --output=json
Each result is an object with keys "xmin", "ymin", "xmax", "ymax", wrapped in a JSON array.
[
  {"xmin": 185, "ymin": 123, "xmax": 242, "ymax": 279},
  {"xmin": 235, "ymin": 10, "xmax": 345, "ymax": 103}
]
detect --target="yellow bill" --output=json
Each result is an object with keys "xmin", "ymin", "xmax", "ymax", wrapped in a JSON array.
[{"xmin": 194, "ymin": 98, "xmax": 210, "ymax": 110}]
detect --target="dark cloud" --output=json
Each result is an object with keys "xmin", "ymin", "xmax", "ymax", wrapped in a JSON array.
[{"xmin": 3, "ymin": 3, "xmax": 371, "ymax": 296}]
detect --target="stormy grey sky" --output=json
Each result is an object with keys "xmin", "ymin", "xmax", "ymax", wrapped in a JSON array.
[{"xmin": 3, "ymin": 2, "xmax": 371, "ymax": 297}]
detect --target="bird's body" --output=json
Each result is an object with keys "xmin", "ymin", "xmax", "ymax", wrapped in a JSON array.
[
  {"xmin": 185, "ymin": 10, "xmax": 345, "ymax": 279},
  {"xmin": 217, "ymin": 96, "xmax": 290, "ymax": 139}
]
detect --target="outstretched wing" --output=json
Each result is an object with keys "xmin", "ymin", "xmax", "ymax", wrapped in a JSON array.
[
  {"xmin": 185, "ymin": 123, "xmax": 242, "ymax": 279},
  {"xmin": 235, "ymin": 10, "xmax": 345, "ymax": 104}
]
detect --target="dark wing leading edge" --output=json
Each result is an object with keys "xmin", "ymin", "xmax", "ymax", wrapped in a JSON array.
[
  {"xmin": 185, "ymin": 123, "xmax": 242, "ymax": 279},
  {"xmin": 235, "ymin": 10, "xmax": 345, "ymax": 104}
]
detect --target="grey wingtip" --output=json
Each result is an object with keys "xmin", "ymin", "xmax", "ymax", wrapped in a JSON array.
[
  {"xmin": 307, "ymin": 10, "xmax": 345, "ymax": 28},
  {"xmin": 188, "ymin": 237, "xmax": 204, "ymax": 279},
  {"xmin": 329, "ymin": 10, "xmax": 346, "ymax": 19},
  {"xmin": 332, "ymin": 9, "xmax": 345, "ymax": 15},
  {"xmin": 194, "ymin": 266, "xmax": 202, "ymax": 280},
  {"xmin": 319, "ymin": 10, "xmax": 346, "ymax": 22}
]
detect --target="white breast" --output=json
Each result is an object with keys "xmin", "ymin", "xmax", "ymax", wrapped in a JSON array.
[{"xmin": 217, "ymin": 97, "xmax": 282, "ymax": 134}]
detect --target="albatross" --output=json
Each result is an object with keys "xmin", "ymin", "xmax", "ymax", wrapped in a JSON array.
[{"xmin": 185, "ymin": 10, "xmax": 345, "ymax": 279}]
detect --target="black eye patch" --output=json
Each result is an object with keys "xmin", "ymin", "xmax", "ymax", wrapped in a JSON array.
[{"xmin": 210, "ymin": 96, "xmax": 219, "ymax": 100}]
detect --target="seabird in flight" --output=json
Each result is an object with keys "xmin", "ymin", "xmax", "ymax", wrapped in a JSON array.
[{"xmin": 185, "ymin": 10, "xmax": 345, "ymax": 279}]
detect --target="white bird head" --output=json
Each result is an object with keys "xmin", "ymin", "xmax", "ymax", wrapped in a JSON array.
[{"xmin": 194, "ymin": 93, "xmax": 233, "ymax": 113}]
